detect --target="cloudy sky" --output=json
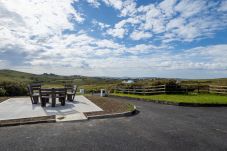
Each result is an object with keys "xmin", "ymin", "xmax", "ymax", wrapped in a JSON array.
[{"xmin": 0, "ymin": 0, "xmax": 227, "ymax": 78}]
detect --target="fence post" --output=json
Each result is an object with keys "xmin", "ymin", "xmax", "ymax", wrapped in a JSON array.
[
  {"xmin": 164, "ymin": 84, "xmax": 166, "ymax": 94},
  {"xmin": 208, "ymin": 85, "xmax": 210, "ymax": 94},
  {"xmin": 186, "ymin": 86, "xmax": 188, "ymax": 95},
  {"xmin": 197, "ymin": 83, "xmax": 200, "ymax": 93}
]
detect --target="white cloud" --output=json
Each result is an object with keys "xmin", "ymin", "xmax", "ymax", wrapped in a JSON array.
[
  {"xmin": 127, "ymin": 44, "xmax": 161, "ymax": 54},
  {"xmin": 175, "ymin": 0, "xmax": 206, "ymax": 18},
  {"xmin": 120, "ymin": 0, "xmax": 137, "ymax": 17},
  {"xmin": 92, "ymin": 20, "xmax": 110, "ymax": 29},
  {"xmin": 106, "ymin": 27, "xmax": 126, "ymax": 38},
  {"xmin": 102, "ymin": 0, "xmax": 123, "ymax": 10},
  {"xmin": 166, "ymin": 17, "xmax": 185, "ymax": 30},
  {"xmin": 87, "ymin": 0, "xmax": 101, "ymax": 8},
  {"xmin": 159, "ymin": 0, "xmax": 177, "ymax": 17},
  {"xmin": 102, "ymin": 0, "xmax": 137, "ymax": 17},
  {"xmin": 104, "ymin": 0, "xmax": 227, "ymax": 42},
  {"xmin": 0, "ymin": 0, "xmax": 85, "ymax": 55},
  {"xmin": 130, "ymin": 30, "xmax": 152, "ymax": 40}
]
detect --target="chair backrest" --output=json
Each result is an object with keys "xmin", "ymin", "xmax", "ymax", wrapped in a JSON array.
[
  {"xmin": 28, "ymin": 83, "xmax": 41, "ymax": 94},
  {"xmin": 39, "ymin": 88, "xmax": 52, "ymax": 97},
  {"xmin": 54, "ymin": 88, "xmax": 66, "ymax": 96},
  {"xmin": 65, "ymin": 84, "xmax": 77, "ymax": 93}
]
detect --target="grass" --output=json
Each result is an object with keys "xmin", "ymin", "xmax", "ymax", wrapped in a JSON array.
[{"xmin": 112, "ymin": 93, "xmax": 227, "ymax": 104}]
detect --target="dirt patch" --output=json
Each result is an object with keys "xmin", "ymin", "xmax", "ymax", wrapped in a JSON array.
[
  {"xmin": 0, "ymin": 97, "xmax": 9, "ymax": 103},
  {"xmin": 84, "ymin": 95, "xmax": 134, "ymax": 117}
]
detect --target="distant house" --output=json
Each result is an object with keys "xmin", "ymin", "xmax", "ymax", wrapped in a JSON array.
[{"xmin": 122, "ymin": 80, "xmax": 134, "ymax": 84}]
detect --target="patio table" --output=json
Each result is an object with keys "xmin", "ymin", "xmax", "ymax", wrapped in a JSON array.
[{"xmin": 39, "ymin": 88, "xmax": 66, "ymax": 107}]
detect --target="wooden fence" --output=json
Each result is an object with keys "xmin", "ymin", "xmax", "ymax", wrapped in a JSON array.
[
  {"xmin": 209, "ymin": 85, "xmax": 227, "ymax": 95},
  {"xmin": 114, "ymin": 84, "xmax": 188, "ymax": 95},
  {"xmin": 114, "ymin": 85, "xmax": 166, "ymax": 95},
  {"xmin": 114, "ymin": 84, "xmax": 227, "ymax": 95}
]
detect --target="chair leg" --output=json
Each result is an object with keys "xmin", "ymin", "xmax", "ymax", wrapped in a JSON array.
[
  {"xmin": 41, "ymin": 98, "xmax": 46, "ymax": 107},
  {"xmin": 61, "ymin": 98, "xmax": 65, "ymax": 106},
  {"xmin": 67, "ymin": 94, "xmax": 73, "ymax": 101},
  {"xmin": 72, "ymin": 94, "xmax": 76, "ymax": 101},
  {"xmin": 30, "ymin": 96, "xmax": 35, "ymax": 104},
  {"xmin": 33, "ymin": 96, "xmax": 39, "ymax": 104},
  {"xmin": 52, "ymin": 98, "xmax": 56, "ymax": 107}
]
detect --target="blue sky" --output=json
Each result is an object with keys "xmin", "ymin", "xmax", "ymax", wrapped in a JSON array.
[{"xmin": 0, "ymin": 0, "xmax": 227, "ymax": 78}]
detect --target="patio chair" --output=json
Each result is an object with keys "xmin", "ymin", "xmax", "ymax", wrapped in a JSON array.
[
  {"xmin": 27, "ymin": 83, "xmax": 41, "ymax": 104},
  {"xmin": 65, "ymin": 84, "xmax": 77, "ymax": 101},
  {"xmin": 54, "ymin": 88, "xmax": 67, "ymax": 106},
  {"xmin": 39, "ymin": 88, "xmax": 51, "ymax": 107}
]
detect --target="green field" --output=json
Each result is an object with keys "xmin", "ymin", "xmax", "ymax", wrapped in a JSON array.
[{"xmin": 112, "ymin": 93, "xmax": 227, "ymax": 104}]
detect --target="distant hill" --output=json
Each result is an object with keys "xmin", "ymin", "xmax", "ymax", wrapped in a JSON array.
[
  {"xmin": 1, "ymin": 69, "xmax": 227, "ymax": 86},
  {"xmin": 0, "ymin": 69, "xmax": 121, "ymax": 86}
]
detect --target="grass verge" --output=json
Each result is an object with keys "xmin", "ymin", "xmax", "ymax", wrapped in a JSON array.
[
  {"xmin": 111, "ymin": 93, "xmax": 227, "ymax": 104},
  {"xmin": 84, "ymin": 95, "xmax": 134, "ymax": 117}
]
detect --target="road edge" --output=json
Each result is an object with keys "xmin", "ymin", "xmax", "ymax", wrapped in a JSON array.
[{"xmin": 86, "ymin": 105, "xmax": 137, "ymax": 119}]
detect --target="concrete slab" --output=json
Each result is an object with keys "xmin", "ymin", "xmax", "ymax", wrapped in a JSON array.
[{"xmin": 0, "ymin": 95, "xmax": 103, "ymax": 121}]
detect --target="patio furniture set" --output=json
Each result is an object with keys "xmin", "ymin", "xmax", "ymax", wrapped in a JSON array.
[{"xmin": 27, "ymin": 84, "xmax": 77, "ymax": 107}]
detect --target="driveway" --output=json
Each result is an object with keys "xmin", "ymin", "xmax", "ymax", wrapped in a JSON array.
[{"xmin": 0, "ymin": 97, "xmax": 227, "ymax": 151}]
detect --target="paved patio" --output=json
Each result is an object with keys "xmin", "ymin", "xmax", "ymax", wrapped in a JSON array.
[{"xmin": 0, "ymin": 95, "xmax": 103, "ymax": 121}]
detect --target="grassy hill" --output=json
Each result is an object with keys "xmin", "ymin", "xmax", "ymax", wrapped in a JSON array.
[
  {"xmin": 0, "ymin": 69, "xmax": 120, "ymax": 86},
  {"xmin": 0, "ymin": 69, "xmax": 121, "ymax": 96}
]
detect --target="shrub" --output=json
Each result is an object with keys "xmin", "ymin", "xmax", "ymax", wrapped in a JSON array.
[
  {"xmin": 0, "ymin": 82, "xmax": 28, "ymax": 96},
  {"xmin": 0, "ymin": 88, "xmax": 6, "ymax": 96}
]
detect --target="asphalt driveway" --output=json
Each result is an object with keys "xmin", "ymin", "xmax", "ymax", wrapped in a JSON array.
[{"xmin": 0, "ymin": 97, "xmax": 227, "ymax": 151}]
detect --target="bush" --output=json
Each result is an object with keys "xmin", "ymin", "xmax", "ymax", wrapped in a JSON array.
[
  {"xmin": 0, "ymin": 82, "xmax": 28, "ymax": 96},
  {"xmin": 0, "ymin": 88, "xmax": 6, "ymax": 96}
]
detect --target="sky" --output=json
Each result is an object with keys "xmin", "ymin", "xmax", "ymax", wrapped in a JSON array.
[{"xmin": 0, "ymin": 0, "xmax": 227, "ymax": 79}]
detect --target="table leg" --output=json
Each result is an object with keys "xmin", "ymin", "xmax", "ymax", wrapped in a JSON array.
[
  {"xmin": 41, "ymin": 98, "xmax": 46, "ymax": 107},
  {"xmin": 52, "ymin": 98, "xmax": 56, "ymax": 107}
]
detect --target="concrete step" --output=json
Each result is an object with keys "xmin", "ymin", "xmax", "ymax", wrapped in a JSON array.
[{"xmin": 56, "ymin": 113, "xmax": 87, "ymax": 122}]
